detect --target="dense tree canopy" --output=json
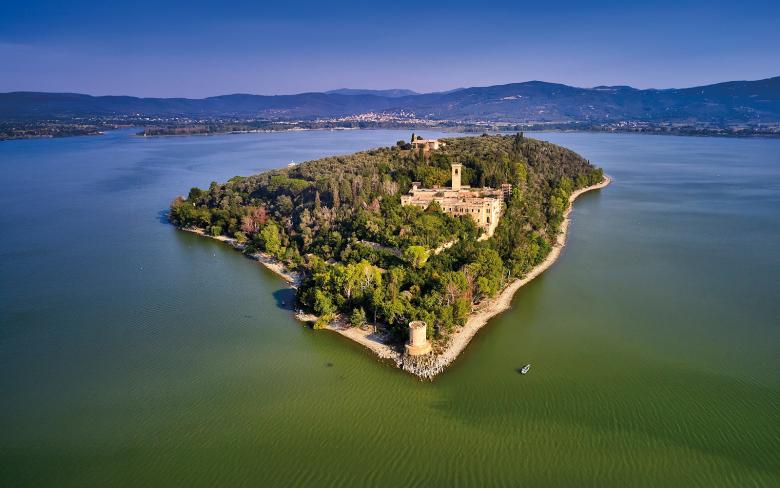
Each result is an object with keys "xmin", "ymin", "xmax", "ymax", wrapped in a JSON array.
[{"xmin": 170, "ymin": 134, "xmax": 604, "ymax": 342}]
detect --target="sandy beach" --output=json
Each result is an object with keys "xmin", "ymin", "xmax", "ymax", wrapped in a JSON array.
[{"xmin": 178, "ymin": 175, "xmax": 610, "ymax": 379}]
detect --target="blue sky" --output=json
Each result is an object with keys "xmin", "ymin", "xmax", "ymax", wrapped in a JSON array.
[{"xmin": 1, "ymin": 0, "xmax": 778, "ymax": 97}]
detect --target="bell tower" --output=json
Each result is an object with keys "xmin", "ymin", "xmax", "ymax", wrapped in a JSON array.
[{"xmin": 451, "ymin": 163, "xmax": 462, "ymax": 191}]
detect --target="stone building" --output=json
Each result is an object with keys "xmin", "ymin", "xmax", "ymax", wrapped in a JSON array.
[
  {"xmin": 410, "ymin": 138, "xmax": 445, "ymax": 151},
  {"xmin": 405, "ymin": 321, "xmax": 432, "ymax": 356},
  {"xmin": 401, "ymin": 163, "xmax": 508, "ymax": 237}
]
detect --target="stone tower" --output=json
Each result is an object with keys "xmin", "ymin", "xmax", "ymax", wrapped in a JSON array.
[
  {"xmin": 451, "ymin": 163, "xmax": 462, "ymax": 191},
  {"xmin": 404, "ymin": 321, "xmax": 432, "ymax": 356}
]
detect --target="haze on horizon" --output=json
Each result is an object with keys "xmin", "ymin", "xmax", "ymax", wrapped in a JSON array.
[{"xmin": 1, "ymin": 0, "xmax": 779, "ymax": 98}]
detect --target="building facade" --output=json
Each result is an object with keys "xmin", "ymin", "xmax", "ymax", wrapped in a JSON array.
[
  {"xmin": 401, "ymin": 161, "xmax": 507, "ymax": 237},
  {"xmin": 410, "ymin": 138, "xmax": 445, "ymax": 151}
]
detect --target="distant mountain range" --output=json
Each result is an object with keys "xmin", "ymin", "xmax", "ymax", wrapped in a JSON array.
[
  {"xmin": 324, "ymin": 88, "xmax": 418, "ymax": 97},
  {"xmin": 2, "ymin": 77, "xmax": 779, "ymax": 124}
]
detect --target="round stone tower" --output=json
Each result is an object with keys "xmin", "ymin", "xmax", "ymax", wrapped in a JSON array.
[{"xmin": 404, "ymin": 321, "xmax": 432, "ymax": 356}]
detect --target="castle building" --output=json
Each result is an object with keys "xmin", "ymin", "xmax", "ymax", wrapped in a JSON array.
[
  {"xmin": 410, "ymin": 138, "xmax": 445, "ymax": 151},
  {"xmin": 401, "ymin": 161, "xmax": 508, "ymax": 238}
]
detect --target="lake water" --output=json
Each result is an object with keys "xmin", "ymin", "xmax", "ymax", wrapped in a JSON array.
[{"xmin": 1, "ymin": 129, "xmax": 778, "ymax": 486}]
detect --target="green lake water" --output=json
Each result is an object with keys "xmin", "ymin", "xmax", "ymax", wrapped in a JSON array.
[{"xmin": 1, "ymin": 129, "xmax": 778, "ymax": 486}]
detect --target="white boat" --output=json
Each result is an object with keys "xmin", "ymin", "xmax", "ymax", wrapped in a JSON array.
[{"xmin": 520, "ymin": 364, "xmax": 531, "ymax": 374}]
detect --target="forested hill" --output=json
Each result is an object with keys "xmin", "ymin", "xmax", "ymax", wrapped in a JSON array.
[
  {"xmin": 324, "ymin": 88, "xmax": 418, "ymax": 97},
  {"xmin": 170, "ymin": 134, "xmax": 604, "ymax": 341},
  {"xmin": 3, "ymin": 76, "xmax": 779, "ymax": 124}
]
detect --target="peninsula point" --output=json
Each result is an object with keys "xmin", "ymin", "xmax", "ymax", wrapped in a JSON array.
[{"xmin": 170, "ymin": 133, "xmax": 607, "ymax": 379}]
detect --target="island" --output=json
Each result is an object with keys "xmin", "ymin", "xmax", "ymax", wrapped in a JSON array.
[{"xmin": 169, "ymin": 133, "xmax": 608, "ymax": 379}]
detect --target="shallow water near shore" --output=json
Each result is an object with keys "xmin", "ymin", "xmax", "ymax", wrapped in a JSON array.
[{"xmin": 1, "ymin": 129, "xmax": 779, "ymax": 486}]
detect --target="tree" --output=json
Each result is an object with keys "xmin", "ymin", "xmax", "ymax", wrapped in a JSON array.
[
  {"xmin": 370, "ymin": 287, "xmax": 383, "ymax": 323},
  {"xmin": 350, "ymin": 307, "xmax": 367, "ymax": 328},
  {"xmin": 425, "ymin": 201, "xmax": 443, "ymax": 214},
  {"xmin": 453, "ymin": 298, "xmax": 470, "ymax": 327},
  {"xmin": 314, "ymin": 313, "xmax": 334, "ymax": 330},
  {"xmin": 510, "ymin": 132, "xmax": 524, "ymax": 161},
  {"xmin": 440, "ymin": 271, "xmax": 469, "ymax": 305},
  {"xmin": 169, "ymin": 196, "xmax": 195, "ymax": 226},
  {"xmin": 466, "ymin": 248, "xmax": 504, "ymax": 301},
  {"xmin": 559, "ymin": 176, "xmax": 574, "ymax": 194},
  {"xmin": 275, "ymin": 194, "xmax": 293, "ymax": 215},
  {"xmin": 313, "ymin": 289, "xmax": 335, "ymax": 316},
  {"xmin": 342, "ymin": 260, "xmax": 382, "ymax": 305},
  {"xmin": 261, "ymin": 222, "xmax": 282, "ymax": 257},
  {"xmin": 188, "ymin": 187, "xmax": 206, "ymax": 203},
  {"xmin": 330, "ymin": 180, "xmax": 340, "ymax": 208},
  {"xmin": 356, "ymin": 260, "xmax": 381, "ymax": 295},
  {"xmin": 404, "ymin": 245, "xmax": 430, "ymax": 269},
  {"xmin": 381, "ymin": 297, "xmax": 407, "ymax": 328},
  {"xmin": 194, "ymin": 207, "xmax": 212, "ymax": 228},
  {"xmin": 241, "ymin": 206, "xmax": 269, "ymax": 234}
]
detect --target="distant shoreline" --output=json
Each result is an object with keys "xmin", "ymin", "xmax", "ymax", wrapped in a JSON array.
[
  {"xmin": 137, "ymin": 125, "xmax": 780, "ymax": 140},
  {"xmin": 134, "ymin": 126, "xmax": 360, "ymax": 139},
  {"xmin": 177, "ymin": 175, "xmax": 610, "ymax": 380},
  {"xmin": 4, "ymin": 122, "xmax": 779, "ymax": 142}
]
